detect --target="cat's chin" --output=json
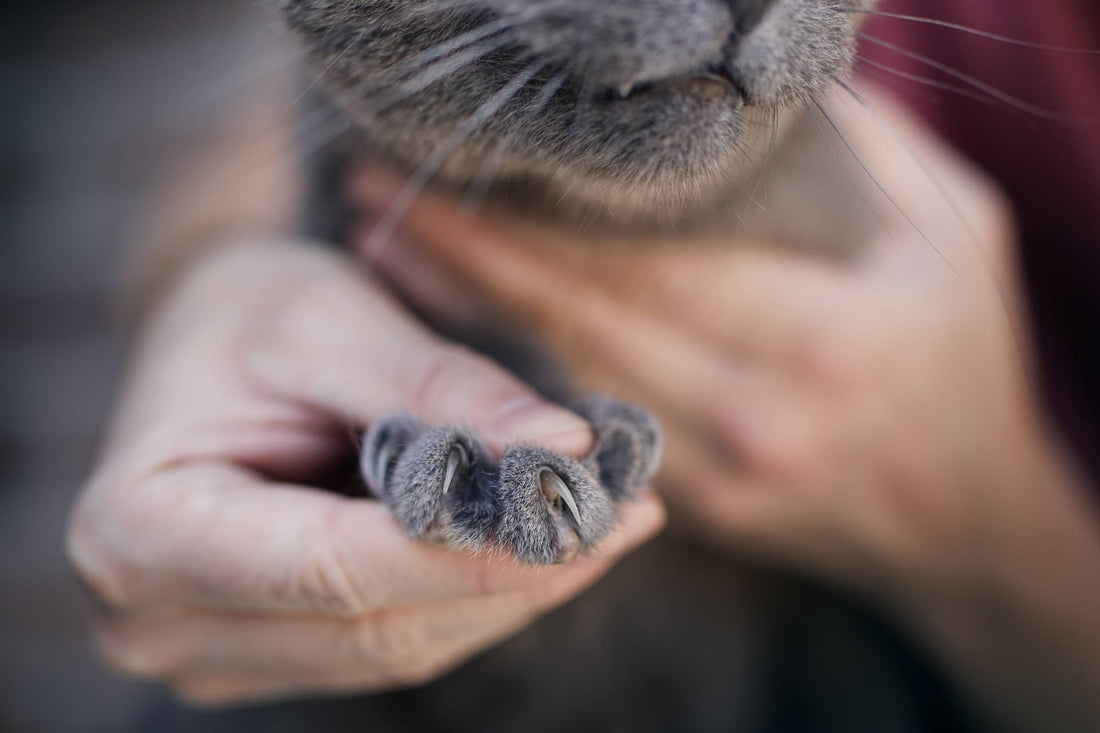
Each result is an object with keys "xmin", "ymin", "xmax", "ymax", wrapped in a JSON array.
[
  {"xmin": 466, "ymin": 103, "xmax": 798, "ymax": 233},
  {"xmin": 527, "ymin": 171, "xmax": 746, "ymax": 232}
]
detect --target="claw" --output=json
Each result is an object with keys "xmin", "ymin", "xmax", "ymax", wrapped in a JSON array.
[
  {"xmin": 443, "ymin": 444, "xmax": 467, "ymax": 495},
  {"xmin": 375, "ymin": 444, "xmax": 395, "ymax": 490},
  {"xmin": 539, "ymin": 468, "xmax": 581, "ymax": 527}
]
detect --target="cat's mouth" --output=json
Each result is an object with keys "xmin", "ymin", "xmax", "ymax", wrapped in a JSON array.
[
  {"xmin": 601, "ymin": 66, "xmax": 746, "ymax": 104},
  {"xmin": 281, "ymin": 0, "xmax": 864, "ymax": 227}
]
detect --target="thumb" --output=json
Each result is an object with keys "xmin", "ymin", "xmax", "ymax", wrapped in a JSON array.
[{"xmin": 242, "ymin": 257, "xmax": 592, "ymax": 456}]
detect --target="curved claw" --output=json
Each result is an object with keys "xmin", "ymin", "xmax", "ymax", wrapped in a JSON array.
[
  {"xmin": 375, "ymin": 444, "xmax": 395, "ymax": 491},
  {"xmin": 539, "ymin": 468, "xmax": 581, "ymax": 527},
  {"xmin": 443, "ymin": 444, "xmax": 467, "ymax": 495}
]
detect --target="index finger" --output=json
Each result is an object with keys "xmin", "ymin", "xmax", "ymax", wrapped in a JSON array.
[
  {"xmin": 69, "ymin": 460, "xmax": 665, "ymax": 616},
  {"xmin": 352, "ymin": 171, "xmax": 854, "ymax": 361}
]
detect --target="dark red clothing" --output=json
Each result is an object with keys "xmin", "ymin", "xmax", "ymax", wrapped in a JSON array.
[{"xmin": 864, "ymin": 0, "xmax": 1100, "ymax": 484}]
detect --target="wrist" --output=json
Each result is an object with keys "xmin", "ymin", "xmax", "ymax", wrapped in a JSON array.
[{"xmin": 894, "ymin": 431, "xmax": 1100, "ymax": 731}]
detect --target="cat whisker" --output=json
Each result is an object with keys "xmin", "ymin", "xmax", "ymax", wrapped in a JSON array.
[
  {"xmin": 387, "ymin": 0, "xmax": 635, "ymax": 89},
  {"xmin": 281, "ymin": 31, "xmax": 364, "ymax": 116},
  {"xmin": 462, "ymin": 68, "xmax": 570, "ymax": 213},
  {"xmin": 860, "ymin": 32, "xmax": 1096, "ymax": 124},
  {"xmin": 844, "ymin": 9, "xmax": 1100, "ymax": 54},
  {"xmin": 800, "ymin": 96, "xmax": 890, "ymax": 238},
  {"xmin": 287, "ymin": 0, "xmax": 682, "ymax": 178},
  {"xmin": 389, "ymin": 17, "xmax": 514, "ymax": 79},
  {"xmin": 363, "ymin": 60, "xmax": 548, "ymax": 260},
  {"xmin": 364, "ymin": 36, "xmax": 514, "ymax": 115},
  {"xmin": 855, "ymin": 54, "xmax": 999, "ymax": 110},
  {"xmin": 292, "ymin": 32, "xmax": 515, "ymax": 156},
  {"xmin": 833, "ymin": 79, "xmax": 1029, "ymax": 363},
  {"xmin": 808, "ymin": 96, "xmax": 958, "ymax": 274}
]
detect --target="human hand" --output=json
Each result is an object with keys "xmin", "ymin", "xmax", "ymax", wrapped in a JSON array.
[
  {"xmin": 350, "ymin": 85, "xmax": 1090, "ymax": 608},
  {"xmin": 67, "ymin": 240, "xmax": 664, "ymax": 705}
]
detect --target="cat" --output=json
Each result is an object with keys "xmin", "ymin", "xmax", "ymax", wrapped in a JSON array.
[
  {"xmin": 220, "ymin": 1, "xmax": 974, "ymax": 731},
  {"xmin": 281, "ymin": 0, "xmax": 883, "ymax": 566},
  {"xmin": 280, "ymin": 0, "xmax": 870, "ymax": 228}
]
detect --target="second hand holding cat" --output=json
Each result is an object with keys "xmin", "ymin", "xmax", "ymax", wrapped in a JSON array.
[
  {"xmin": 67, "ymin": 240, "xmax": 664, "ymax": 705},
  {"xmin": 354, "ymin": 87, "xmax": 1100, "ymax": 729}
]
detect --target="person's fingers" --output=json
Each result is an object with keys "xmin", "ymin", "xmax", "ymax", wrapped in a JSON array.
[
  {"xmin": 352, "ymin": 82, "xmax": 1016, "ymax": 356},
  {"xmin": 70, "ymin": 464, "xmax": 665, "ymax": 614},
  {"xmin": 169, "ymin": 570, "xmax": 597, "ymax": 703},
  {"xmin": 352, "ymin": 219, "xmax": 494, "ymax": 333},
  {"xmin": 170, "ymin": 667, "xmax": 415, "ymax": 707},
  {"xmin": 97, "ymin": 548, "xmax": 618, "ymax": 685},
  {"xmin": 166, "ymin": 566, "xmax": 605, "ymax": 706},
  {"xmin": 356, "ymin": 179, "xmax": 788, "ymax": 434},
  {"xmin": 352, "ymin": 172, "xmax": 865, "ymax": 368},
  {"xmin": 238, "ymin": 247, "xmax": 593, "ymax": 457},
  {"xmin": 817, "ymin": 85, "xmax": 1016, "ymax": 290}
]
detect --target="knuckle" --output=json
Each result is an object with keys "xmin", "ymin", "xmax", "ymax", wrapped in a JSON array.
[
  {"xmin": 726, "ymin": 411, "xmax": 818, "ymax": 482},
  {"xmin": 707, "ymin": 392, "xmax": 813, "ymax": 479},
  {"xmin": 408, "ymin": 344, "xmax": 488, "ymax": 414},
  {"xmin": 345, "ymin": 615, "xmax": 386, "ymax": 666},
  {"xmin": 741, "ymin": 429, "xmax": 806, "ymax": 479},
  {"xmin": 96, "ymin": 626, "xmax": 177, "ymax": 679},
  {"xmin": 249, "ymin": 268, "xmax": 360, "ymax": 353},
  {"xmin": 394, "ymin": 656, "xmax": 449, "ymax": 688},
  {"xmin": 350, "ymin": 610, "xmax": 428, "ymax": 675},
  {"xmin": 789, "ymin": 326, "xmax": 862, "ymax": 389},
  {"xmin": 66, "ymin": 489, "xmax": 138, "ymax": 607},
  {"xmin": 408, "ymin": 346, "xmax": 459, "ymax": 412},
  {"xmin": 371, "ymin": 603, "xmax": 426, "ymax": 655},
  {"xmin": 295, "ymin": 529, "xmax": 370, "ymax": 617},
  {"xmin": 285, "ymin": 274, "xmax": 358, "ymax": 324}
]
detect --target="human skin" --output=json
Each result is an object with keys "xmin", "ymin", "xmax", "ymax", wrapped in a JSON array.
[
  {"xmin": 351, "ymin": 87, "xmax": 1100, "ymax": 732},
  {"xmin": 65, "ymin": 91, "xmax": 664, "ymax": 706}
]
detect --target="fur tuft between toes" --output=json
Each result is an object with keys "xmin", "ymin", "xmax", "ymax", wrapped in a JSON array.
[{"xmin": 498, "ymin": 446, "xmax": 614, "ymax": 565}]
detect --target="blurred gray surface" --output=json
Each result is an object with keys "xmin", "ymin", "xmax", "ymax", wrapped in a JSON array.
[{"xmin": 1, "ymin": 3, "xmax": 283, "ymax": 730}]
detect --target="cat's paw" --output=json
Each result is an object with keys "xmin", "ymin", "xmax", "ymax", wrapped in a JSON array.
[
  {"xmin": 362, "ymin": 419, "xmax": 500, "ymax": 551},
  {"xmin": 360, "ymin": 397, "xmax": 662, "ymax": 565},
  {"xmin": 573, "ymin": 396, "xmax": 663, "ymax": 500}
]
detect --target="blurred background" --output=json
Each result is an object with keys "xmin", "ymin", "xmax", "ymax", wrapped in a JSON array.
[
  {"xmin": 2, "ymin": 2, "xmax": 280, "ymax": 729},
  {"xmin": 3, "ymin": 1, "xmax": 1098, "ymax": 731}
]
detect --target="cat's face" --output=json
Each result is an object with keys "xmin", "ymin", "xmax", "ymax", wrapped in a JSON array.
[{"xmin": 280, "ymin": 0, "xmax": 872, "ymax": 223}]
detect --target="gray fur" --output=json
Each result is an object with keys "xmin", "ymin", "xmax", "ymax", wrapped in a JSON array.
[
  {"xmin": 277, "ymin": 0, "xmax": 874, "ymax": 229},
  {"xmin": 296, "ymin": 0, "xmax": 876, "ymax": 561},
  {"xmin": 391, "ymin": 425, "xmax": 490, "ymax": 538},
  {"xmin": 574, "ymin": 396, "xmax": 664, "ymax": 497},
  {"xmin": 262, "ymin": 4, "xmax": 954, "ymax": 727},
  {"xmin": 361, "ymin": 414, "xmax": 425, "ymax": 501},
  {"xmin": 497, "ymin": 446, "xmax": 611, "ymax": 564}
]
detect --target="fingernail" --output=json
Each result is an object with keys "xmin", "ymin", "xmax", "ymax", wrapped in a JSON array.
[{"xmin": 488, "ymin": 397, "xmax": 594, "ymax": 456}]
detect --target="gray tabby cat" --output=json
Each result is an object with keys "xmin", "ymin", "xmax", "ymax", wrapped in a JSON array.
[
  {"xmin": 216, "ymin": 2, "xmax": 970, "ymax": 732},
  {"xmin": 279, "ymin": 0, "xmax": 878, "ymax": 565}
]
